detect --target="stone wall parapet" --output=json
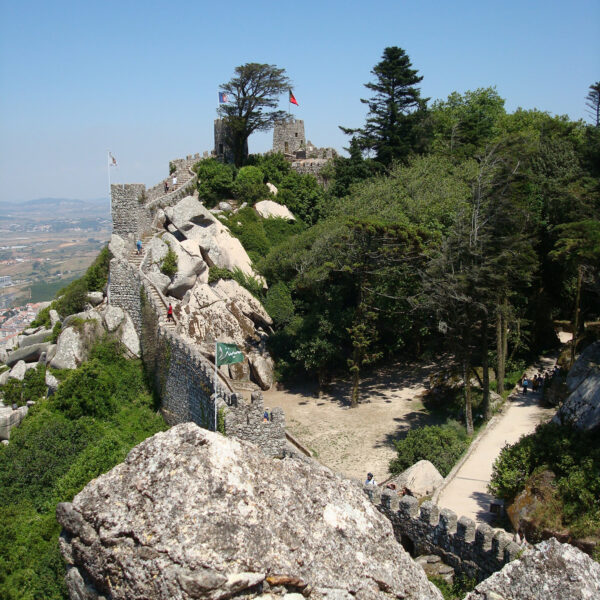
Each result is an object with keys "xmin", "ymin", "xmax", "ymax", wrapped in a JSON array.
[{"xmin": 367, "ymin": 489, "xmax": 519, "ymax": 581}]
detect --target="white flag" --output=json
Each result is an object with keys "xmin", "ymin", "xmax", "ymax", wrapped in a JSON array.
[{"xmin": 109, "ymin": 152, "xmax": 118, "ymax": 167}]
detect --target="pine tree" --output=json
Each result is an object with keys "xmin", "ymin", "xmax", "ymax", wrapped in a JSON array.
[
  {"xmin": 341, "ymin": 47, "xmax": 428, "ymax": 166},
  {"xmin": 585, "ymin": 81, "xmax": 600, "ymax": 127}
]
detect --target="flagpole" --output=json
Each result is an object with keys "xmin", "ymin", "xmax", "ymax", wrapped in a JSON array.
[
  {"xmin": 214, "ymin": 341, "xmax": 218, "ymax": 432},
  {"xmin": 107, "ymin": 150, "xmax": 111, "ymax": 218}
]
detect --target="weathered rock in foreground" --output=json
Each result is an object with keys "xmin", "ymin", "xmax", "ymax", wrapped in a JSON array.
[
  {"xmin": 57, "ymin": 423, "xmax": 442, "ymax": 600},
  {"xmin": 463, "ymin": 538, "xmax": 600, "ymax": 599}
]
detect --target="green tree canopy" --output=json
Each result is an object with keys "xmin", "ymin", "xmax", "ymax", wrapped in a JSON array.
[
  {"xmin": 341, "ymin": 47, "xmax": 428, "ymax": 166},
  {"xmin": 218, "ymin": 63, "xmax": 291, "ymax": 167}
]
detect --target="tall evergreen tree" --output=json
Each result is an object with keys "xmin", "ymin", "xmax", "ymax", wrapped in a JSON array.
[
  {"xmin": 218, "ymin": 63, "xmax": 291, "ymax": 167},
  {"xmin": 585, "ymin": 81, "xmax": 600, "ymax": 127},
  {"xmin": 341, "ymin": 47, "xmax": 428, "ymax": 166}
]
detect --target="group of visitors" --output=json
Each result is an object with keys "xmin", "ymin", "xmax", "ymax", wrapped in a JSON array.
[{"xmin": 521, "ymin": 365, "xmax": 564, "ymax": 395}]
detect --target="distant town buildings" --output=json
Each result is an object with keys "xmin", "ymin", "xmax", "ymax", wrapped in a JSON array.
[{"xmin": 0, "ymin": 302, "xmax": 48, "ymax": 346}]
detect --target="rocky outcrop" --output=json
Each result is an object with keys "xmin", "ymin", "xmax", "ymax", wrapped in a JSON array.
[
  {"xmin": 86, "ymin": 292, "xmax": 104, "ymax": 306},
  {"xmin": 102, "ymin": 305, "xmax": 125, "ymax": 333},
  {"xmin": 210, "ymin": 279, "xmax": 272, "ymax": 329},
  {"xmin": 463, "ymin": 538, "xmax": 600, "ymax": 599},
  {"xmin": 165, "ymin": 196, "xmax": 254, "ymax": 276},
  {"xmin": 248, "ymin": 352, "xmax": 274, "ymax": 390},
  {"xmin": 8, "ymin": 360, "xmax": 28, "ymax": 381},
  {"xmin": 50, "ymin": 327, "xmax": 85, "ymax": 370},
  {"xmin": 387, "ymin": 460, "xmax": 443, "ymax": 498},
  {"xmin": 118, "ymin": 313, "xmax": 140, "ymax": 357},
  {"xmin": 254, "ymin": 199, "xmax": 295, "ymax": 221},
  {"xmin": 0, "ymin": 404, "xmax": 28, "ymax": 440},
  {"xmin": 57, "ymin": 423, "xmax": 442, "ymax": 600},
  {"xmin": 5, "ymin": 342, "xmax": 50, "ymax": 367},
  {"xmin": 552, "ymin": 341, "xmax": 600, "ymax": 431}
]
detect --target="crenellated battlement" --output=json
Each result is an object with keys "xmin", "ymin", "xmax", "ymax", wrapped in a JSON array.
[{"xmin": 366, "ymin": 487, "xmax": 520, "ymax": 581}]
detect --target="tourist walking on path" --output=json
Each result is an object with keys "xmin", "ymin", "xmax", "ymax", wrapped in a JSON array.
[
  {"xmin": 164, "ymin": 180, "xmax": 169, "ymax": 193},
  {"xmin": 172, "ymin": 174, "xmax": 177, "ymax": 189},
  {"xmin": 136, "ymin": 239, "xmax": 142, "ymax": 255},
  {"xmin": 167, "ymin": 303, "xmax": 174, "ymax": 322},
  {"xmin": 522, "ymin": 376, "xmax": 529, "ymax": 395}
]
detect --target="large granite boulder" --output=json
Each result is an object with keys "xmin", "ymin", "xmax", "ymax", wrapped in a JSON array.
[
  {"xmin": 552, "ymin": 341, "xmax": 600, "ymax": 431},
  {"xmin": 254, "ymin": 199, "xmax": 295, "ymax": 221},
  {"xmin": 118, "ymin": 313, "xmax": 140, "ymax": 357},
  {"xmin": 5, "ymin": 342, "xmax": 51, "ymax": 367},
  {"xmin": 248, "ymin": 352, "xmax": 275, "ymax": 390},
  {"xmin": 210, "ymin": 279, "xmax": 272, "ymax": 329},
  {"xmin": 0, "ymin": 405, "xmax": 28, "ymax": 440},
  {"xmin": 86, "ymin": 292, "xmax": 104, "ymax": 306},
  {"xmin": 50, "ymin": 328, "xmax": 84, "ymax": 370},
  {"xmin": 50, "ymin": 309, "xmax": 61, "ymax": 328},
  {"xmin": 8, "ymin": 360, "xmax": 28, "ymax": 381},
  {"xmin": 57, "ymin": 424, "xmax": 442, "ymax": 600},
  {"xmin": 387, "ymin": 460, "xmax": 444, "ymax": 499},
  {"xmin": 49, "ymin": 322, "xmax": 103, "ymax": 370},
  {"xmin": 102, "ymin": 305, "xmax": 125, "ymax": 333},
  {"xmin": 463, "ymin": 538, "xmax": 600, "ymax": 600},
  {"xmin": 179, "ymin": 283, "xmax": 253, "ymax": 350},
  {"xmin": 19, "ymin": 328, "xmax": 51, "ymax": 348},
  {"xmin": 108, "ymin": 233, "xmax": 130, "ymax": 262},
  {"xmin": 165, "ymin": 196, "xmax": 254, "ymax": 277}
]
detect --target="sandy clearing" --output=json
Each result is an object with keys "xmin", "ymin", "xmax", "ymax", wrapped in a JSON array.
[{"xmin": 264, "ymin": 362, "xmax": 442, "ymax": 482}]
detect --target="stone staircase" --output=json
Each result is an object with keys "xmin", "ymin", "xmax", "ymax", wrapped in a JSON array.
[{"xmin": 129, "ymin": 236, "xmax": 176, "ymax": 332}]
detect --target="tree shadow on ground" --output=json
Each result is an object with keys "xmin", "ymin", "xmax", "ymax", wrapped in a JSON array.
[
  {"xmin": 470, "ymin": 490, "xmax": 496, "ymax": 525},
  {"xmin": 303, "ymin": 361, "xmax": 440, "ymax": 408},
  {"xmin": 378, "ymin": 410, "xmax": 446, "ymax": 450}
]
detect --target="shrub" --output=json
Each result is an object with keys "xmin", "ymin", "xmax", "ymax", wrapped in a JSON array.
[
  {"xmin": 50, "ymin": 361, "xmax": 117, "ymax": 420},
  {"xmin": 1, "ymin": 364, "xmax": 46, "ymax": 407},
  {"xmin": 84, "ymin": 245, "xmax": 111, "ymax": 292},
  {"xmin": 276, "ymin": 171, "xmax": 325, "ymax": 225},
  {"xmin": 195, "ymin": 158, "xmax": 235, "ymax": 207},
  {"xmin": 160, "ymin": 242, "xmax": 178, "ymax": 278},
  {"xmin": 246, "ymin": 152, "xmax": 290, "ymax": 185},
  {"xmin": 262, "ymin": 217, "xmax": 305, "ymax": 247},
  {"xmin": 48, "ymin": 320, "xmax": 62, "ymax": 343},
  {"xmin": 232, "ymin": 166, "xmax": 268, "ymax": 203},
  {"xmin": 389, "ymin": 421, "xmax": 470, "ymax": 477},
  {"xmin": 265, "ymin": 281, "xmax": 295, "ymax": 327},
  {"xmin": 30, "ymin": 305, "xmax": 51, "ymax": 328},
  {"xmin": 0, "ymin": 336, "xmax": 166, "ymax": 598},
  {"xmin": 489, "ymin": 422, "xmax": 600, "ymax": 538},
  {"xmin": 53, "ymin": 278, "xmax": 88, "ymax": 318}
]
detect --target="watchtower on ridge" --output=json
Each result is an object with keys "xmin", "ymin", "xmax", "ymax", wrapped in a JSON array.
[{"xmin": 273, "ymin": 118, "xmax": 306, "ymax": 157}]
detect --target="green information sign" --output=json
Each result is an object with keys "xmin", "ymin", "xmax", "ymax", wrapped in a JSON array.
[{"xmin": 216, "ymin": 342, "xmax": 244, "ymax": 366}]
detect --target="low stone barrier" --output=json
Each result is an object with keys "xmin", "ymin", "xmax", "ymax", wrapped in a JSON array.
[{"xmin": 366, "ymin": 487, "xmax": 521, "ymax": 582}]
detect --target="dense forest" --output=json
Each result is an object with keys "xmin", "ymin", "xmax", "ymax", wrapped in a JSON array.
[{"xmin": 205, "ymin": 51, "xmax": 600, "ymax": 433}]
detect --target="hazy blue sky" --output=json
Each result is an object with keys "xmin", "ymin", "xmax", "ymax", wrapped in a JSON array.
[{"xmin": 0, "ymin": 0, "xmax": 598, "ymax": 202}]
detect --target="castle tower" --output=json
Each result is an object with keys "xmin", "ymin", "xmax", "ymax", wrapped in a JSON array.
[
  {"xmin": 214, "ymin": 119, "xmax": 247, "ymax": 164},
  {"xmin": 273, "ymin": 118, "xmax": 305, "ymax": 156}
]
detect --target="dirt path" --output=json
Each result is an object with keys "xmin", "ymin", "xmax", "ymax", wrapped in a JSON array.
[
  {"xmin": 264, "ymin": 363, "xmax": 441, "ymax": 482},
  {"xmin": 436, "ymin": 343, "xmax": 569, "ymax": 524}
]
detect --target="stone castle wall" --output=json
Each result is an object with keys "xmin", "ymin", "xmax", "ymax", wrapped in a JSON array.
[
  {"xmin": 111, "ymin": 183, "xmax": 150, "ymax": 240},
  {"xmin": 110, "ymin": 160, "xmax": 286, "ymax": 456},
  {"xmin": 366, "ymin": 487, "xmax": 521, "ymax": 581}
]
